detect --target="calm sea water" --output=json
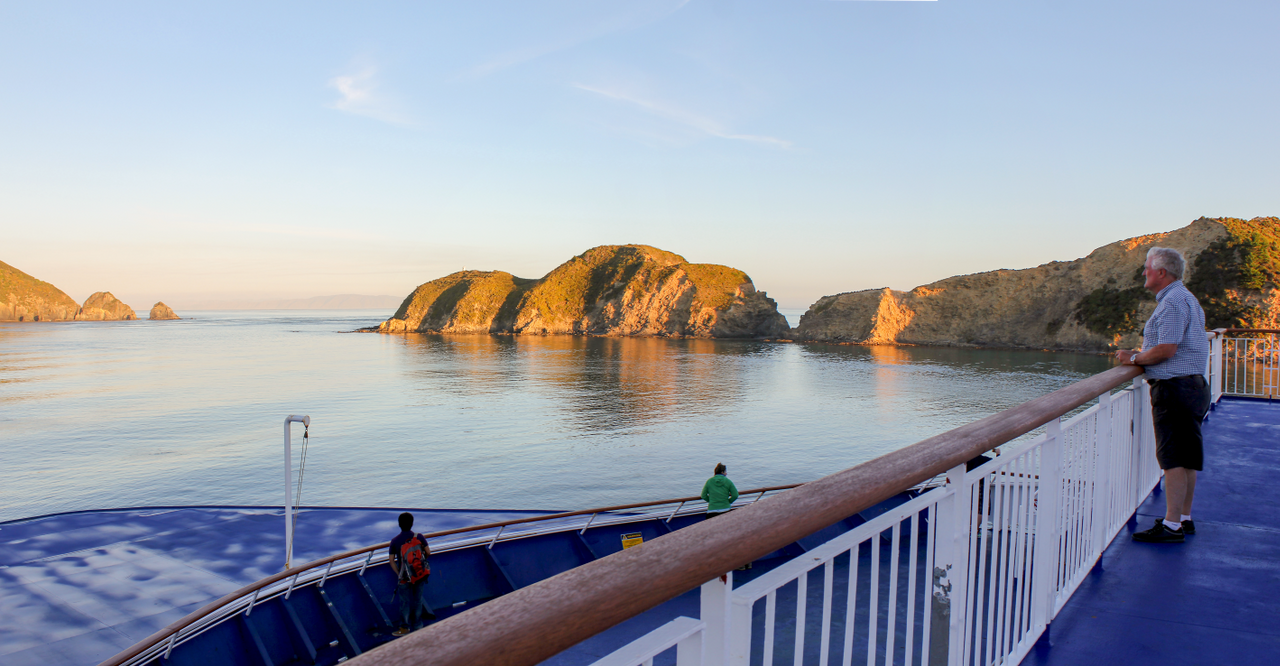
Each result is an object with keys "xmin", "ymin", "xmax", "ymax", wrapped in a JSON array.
[{"xmin": 0, "ymin": 311, "xmax": 1112, "ymax": 523}]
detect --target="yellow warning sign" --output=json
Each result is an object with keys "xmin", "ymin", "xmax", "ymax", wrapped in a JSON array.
[{"xmin": 621, "ymin": 532, "xmax": 643, "ymax": 549}]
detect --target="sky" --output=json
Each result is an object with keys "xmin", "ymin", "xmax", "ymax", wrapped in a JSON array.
[{"xmin": 1, "ymin": 0, "xmax": 1277, "ymax": 311}]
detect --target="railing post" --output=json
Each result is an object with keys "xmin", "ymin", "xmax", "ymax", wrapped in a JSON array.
[
  {"xmin": 1131, "ymin": 378, "xmax": 1149, "ymax": 510},
  {"xmin": 1032, "ymin": 418, "xmax": 1063, "ymax": 634},
  {"xmin": 677, "ymin": 627, "xmax": 706, "ymax": 666},
  {"xmin": 1208, "ymin": 332, "xmax": 1224, "ymax": 404},
  {"xmin": 726, "ymin": 591, "xmax": 752, "ymax": 666},
  {"xmin": 1212, "ymin": 333, "xmax": 1224, "ymax": 402},
  {"xmin": 928, "ymin": 463, "xmax": 970, "ymax": 666},
  {"xmin": 700, "ymin": 573, "xmax": 732, "ymax": 666},
  {"xmin": 1091, "ymin": 391, "xmax": 1113, "ymax": 560}
]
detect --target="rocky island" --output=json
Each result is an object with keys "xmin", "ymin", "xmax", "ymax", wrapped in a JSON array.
[
  {"xmin": 150, "ymin": 302, "xmax": 181, "ymax": 320},
  {"xmin": 378, "ymin": 245, "xmax": 789, "ymax": 338},
  {"xmin": 1, "ymin": 260, "xmax": 157, "ymax": 322},
  {"xmin": 75, "ymin": 292, "xmax": 137, "ymax": 320},
  {"xmin": 793, "ymin": 216, "xmax": 1279, "ymax": 351}
]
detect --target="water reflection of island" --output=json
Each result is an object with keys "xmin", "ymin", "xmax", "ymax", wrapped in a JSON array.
[{"xmin": 394, "ymin": 334, "xmax": 760, "ymax": 436}]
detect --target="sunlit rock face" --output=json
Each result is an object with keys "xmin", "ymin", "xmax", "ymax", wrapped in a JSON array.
[
  {"xmin": 0, "ymin": 260, "xmax": 80, "ymax": 321},
  {"xmin": 149, "ymin": 302, "xmax": 180, "ymax": 320},
  {"xmin": 75, "ymin": 291, "xmax": 137, "ymax": 321},
  {"xmin": 794, "ymin": 217, "xmax": 1278, "ymax": 351},
  {"xmin": 378, "ymin": 245, "xmax": 789, "ymax": 339}
]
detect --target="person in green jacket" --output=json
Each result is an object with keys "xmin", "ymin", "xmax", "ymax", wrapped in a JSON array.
[{"xmin": 701, "ymin": 463, "xmax": 739, "ymax": 518}]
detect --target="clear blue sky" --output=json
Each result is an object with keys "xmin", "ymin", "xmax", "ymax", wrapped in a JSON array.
[{"xmin": 2, "ymin": 1, "xmax": 1277, "ymax": 310}]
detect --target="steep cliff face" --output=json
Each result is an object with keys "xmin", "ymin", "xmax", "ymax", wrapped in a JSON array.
[
  {"xmin": 149, "ymin": 302, "xmax": 180, "ymax": 320},
  {"xmin": 378, "ymin": 245, "xmax": 789, "ymax": 338},
  {"xmin": 76, "ymin": 292, "xmax": 137, "ymax": 321},
  {"xmin": 1, "ymin": 260, "xmax": 81, "ymax": 321},
  {"xmin": 795, "ymin": 217, "xmax": 1276, "ymax": 351}
]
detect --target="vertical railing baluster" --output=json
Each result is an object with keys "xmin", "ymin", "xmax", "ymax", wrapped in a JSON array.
[
  {"xmin": 842, "ymin": 543, "xmax": 859, "ymax": 666},
  {"xmin": 885, "ymin": 522, "xmax": 901, "ymax": 665},
  {"xmin": 1010, "ymin": 452, "xmax": 1031, "ymax": 649},
  {"xmin": 919, "ymin": 503, "xmax": 936, "ymax": 666},
  {"xmin": 795, "ymin": 571, "xmax": 808, "ymax": 666},
  {"xmin": 867, "ymin": 535, "xmax": 879, "ymax": 666},
  {"xmin": 1093, "ymin": 391, "xmax": 1113, "ymax": 550},
  {"xmin": 989, "ymin": 463, "xmax": 1010, "ymax": 664},
  {"xmin": 968, "ymin": 469, "xmax": 988, "ymax": 666},
  {"xmin": 904, "ymin": 512, "xmax": 920, "ymax": 666},
  {"xmin": 1031, "ymin": 418, "xmax": 1063, "ymax": 634},
  {"xmin": 820, "ymin": 560, "xmax": 834, "ymax": 666},
  {"xmin": 765, "ymin": 591, "xmax": 778, "ymax": 666}
]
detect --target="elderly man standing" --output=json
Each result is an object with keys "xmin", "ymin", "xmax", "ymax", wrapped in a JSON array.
[{"xmin": 1116, "ymin": 247, "xmax": 1211, "ymax": 544}]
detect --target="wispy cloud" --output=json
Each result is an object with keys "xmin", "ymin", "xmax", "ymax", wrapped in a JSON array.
[
  {"xmin": 462, "ymin": 1, "xmax": 692, "ymax": 79},
  {"xmin": 573, "ymin": 83, "xmax": 793, "ymax": 149},
  {"xmin": 327, "ymin": 64, "xmax": 411, "ymax": 126}
]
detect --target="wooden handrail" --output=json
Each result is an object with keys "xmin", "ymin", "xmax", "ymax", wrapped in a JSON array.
[
  {"xmin": 97, "ymin": 484, "xmax": 799, "ymax": 666},
  {"xmin": 1221, "ymin": 328, "xmax": 1280, "ymax": 335},
  {"xmin": 348, "ymin": 364, "xmax": 1144, "ymax": 666}
]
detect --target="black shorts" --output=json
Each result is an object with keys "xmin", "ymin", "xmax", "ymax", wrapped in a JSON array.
[{"xmin": 1150, "ymin": 375, "xmax": 1211, "ymax": 471}]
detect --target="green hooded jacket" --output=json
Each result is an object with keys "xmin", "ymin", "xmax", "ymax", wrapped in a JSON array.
[{"xmin": 701, "ymin": 474, "xmax": 739, "ymax": 513}]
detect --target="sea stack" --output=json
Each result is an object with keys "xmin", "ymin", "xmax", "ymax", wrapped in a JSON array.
[
  {"xmin": 379, "ymin": 244, "xmax": 790, "ymax": 338},
  {"xmin": 75, "ymin": 292, "xmax": 137, "ymax": 321},
  {"xmin": 149, "ymin": 302, "xmax": 180, "ymax": 320}
]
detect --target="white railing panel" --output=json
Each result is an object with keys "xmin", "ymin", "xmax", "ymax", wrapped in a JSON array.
[
  {"xmin": 728, "ymin": 487, "xmax": 948, "ymax": 666},
  {"xmin": 1223, "ymin": 335, "xmax": 1280, "ymax": 398},
  {"xmin": 700, "ymin": 382, "xmax": 1159, "ymax": 666}
]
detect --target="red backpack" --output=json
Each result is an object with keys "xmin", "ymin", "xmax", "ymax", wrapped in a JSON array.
[{"xmin": 398, "ymin": 535, "xmax": 431, "ymax": 584}]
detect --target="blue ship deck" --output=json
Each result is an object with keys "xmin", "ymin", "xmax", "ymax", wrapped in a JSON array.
[{"xmin": 0, "ymin": 506, "xmax": 559, "ymax": 666}]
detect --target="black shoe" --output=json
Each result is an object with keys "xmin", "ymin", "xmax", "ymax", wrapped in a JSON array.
[
  {"xmin": 1133, "ymin": 519, "xmax": 1184, "ymax": 543},
  {"xmin": 1182, "ymin": 519, "xmax": 1195, "ymax": 535}
]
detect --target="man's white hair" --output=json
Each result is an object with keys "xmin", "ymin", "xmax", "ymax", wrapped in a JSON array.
[{"xmin": 1147, "ymin": 246, "xmax": 1186, "ymax": 280}]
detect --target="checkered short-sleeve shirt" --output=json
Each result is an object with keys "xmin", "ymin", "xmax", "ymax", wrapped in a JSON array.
[{"xmin": 1141, "ymin": 280, "xmax": 1209, "ymax": 380}]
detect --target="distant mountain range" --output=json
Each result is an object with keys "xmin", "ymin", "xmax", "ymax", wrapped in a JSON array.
[{"xmin": 181, "ymin": 294, "xmax": 403, "ymax": 310}]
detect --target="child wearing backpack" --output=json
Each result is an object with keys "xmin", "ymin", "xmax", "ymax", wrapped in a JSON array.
[{"xmin": 388, "ymin": 512, "xmax": 432, "ymax": 636}]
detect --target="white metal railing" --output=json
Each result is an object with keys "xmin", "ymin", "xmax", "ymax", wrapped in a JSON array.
[
  {"xmin": 602, "ymin": 369, "xmax": 1192, "ymax": 666},
  {"xmin": 1222, "ymin": 332, "xmax": 1280, "ymax": 398},
  {"xmin": 590, "ymin": 617, "xmax": 705, "ymax": 666}
]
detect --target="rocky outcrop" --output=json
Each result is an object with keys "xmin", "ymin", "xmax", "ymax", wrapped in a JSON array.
[
  {"xmin": 75, "ymin": 292, "xmax": 137, "ymax": 321},
  {"xmin": 0, "ymin": 260, "xmax": 81, "ymax": 321},
  {"xmin": 149, "ymin": 302, "xmax": 180, "ymax": 320},
  {"xmin": 379, "ymin": 245, "xmax": 789, "ymax": 338},
  {"xmin": 794, "ymin": 217, "xmax": 1278, "ymax": 351}
]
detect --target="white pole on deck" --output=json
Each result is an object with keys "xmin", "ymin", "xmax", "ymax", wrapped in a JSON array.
[{"xmin": 284, "ymin": 414, "xmax": 310, "ymax": 570}]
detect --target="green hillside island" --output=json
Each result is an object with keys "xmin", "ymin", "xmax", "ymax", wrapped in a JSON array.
[
  {"xmin": 792, "ymin": 216, "xmax": 1279, "ymax": 351},
  {"xmin": 0, "ymin": 260, "xmax": 80, "ymax": 321},
  {"xmin": 2, "ymin": 260, "xmax": 152, "ymax": 322},
  {"xmin": 1074, "ymin": 217, "xmax": 1280, "ymax": 336},
  {"xmin": 377, "ymin": 245, "xmax": 790, "ymax": 338}
]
